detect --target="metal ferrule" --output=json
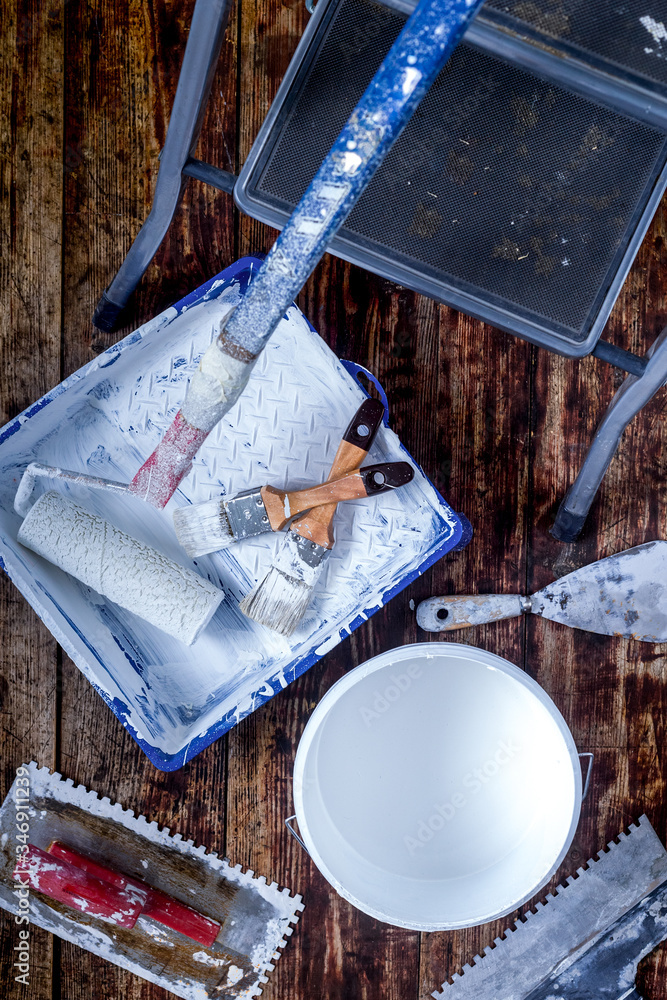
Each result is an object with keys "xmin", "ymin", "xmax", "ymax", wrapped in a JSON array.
[
  {"xmin": 293, "ymin": 533, "xmax": 329, "ymax": 568},
  {"xmin": 224, "ymin": 489, "xmax": 271, "ymax": 540}
]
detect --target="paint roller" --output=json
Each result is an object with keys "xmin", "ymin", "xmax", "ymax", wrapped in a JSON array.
[
  {"xmin": 129, "ymin": 0, "xmax": 486, "ymax": 508},
  {"xmin": 15, "ymin": 0, "xmax": 485, "ymax": 516},
  {"xmin": 17, "ymin": 491, "xmax": 223, "ymax": 645}
]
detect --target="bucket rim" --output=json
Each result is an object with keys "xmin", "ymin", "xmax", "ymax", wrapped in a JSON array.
[{"xmin": 293, "ymin": 641, "xmax": 582, "ymax": 930}]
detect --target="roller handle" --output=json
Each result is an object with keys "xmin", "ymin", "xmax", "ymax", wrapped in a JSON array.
[
  {"xmin": 130, "ymin": 0, "xmax": 483, "ymax": 509},
  {"xmin": 48, "ymin": 841, "xmax": 220, "ymax": 947},
  {"xmin": 220, "ymin": 0, "xmax": 485, "ymax": 359},
  {"xmin": 128, "ymin": 410, "xmax": 210, "ymax": 509},
  {"xmin": 416, "ymin": 594, "xmax": 529, "ymax": 632},
  {"xmin": 13, "ymin": 844, "xmax": 145, "ymax": 928}
]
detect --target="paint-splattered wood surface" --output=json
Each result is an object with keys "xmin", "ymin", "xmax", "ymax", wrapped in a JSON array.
[{"xmin": 1, "ymin": 0, "xmax": 666, "ymax": 996}]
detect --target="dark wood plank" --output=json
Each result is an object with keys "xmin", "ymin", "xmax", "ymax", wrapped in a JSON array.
[
  {"xmin": 55, "ymin": 0, "xmax": 237, "ymax": 996},
  {"xmin": 414, "ymin": 310, "xmax": 532, "ymax": 998},
  {"xmin": 63, "ymin": 0, "xmax": 238, "ymax": 365},
  {"xmin": 420, "ymin": 196, "xmax": 667, "ymax": 998},
  {"xmin": 0, "ymin": 0, "xmax": 63, "ymax": 995},
  {"xmin": 523, "ymin": 197, "xmax": 667, "ymax": 997},
  {"xmin": 3, "ymin": 0, "xmax": 667, "ymax": 994}
]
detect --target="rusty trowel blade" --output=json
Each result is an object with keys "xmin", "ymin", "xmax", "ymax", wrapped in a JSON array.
[
  {"xmin": 0, "ymin": 763, "xmax": 303, "ymax": 1000},
  {"xmin": 533, "ymin": 540, "xmax": 667, "ymax": 642}
]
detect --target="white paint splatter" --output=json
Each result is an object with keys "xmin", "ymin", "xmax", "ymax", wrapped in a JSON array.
[
  {"xmin": 225, "ymin": 965, "xmax": 244, "ymax": 986},
  {"xmin": 640, "ymin": 14, "xmax": 667, "ymax": 46},
  {"xmin": 192, "ymin": 950, "xmax": 228, "ymax": 967},
  {"xmin": 402, "ymin": 67, "xmax": 422, "ymax": 97},
  {"xmin": 339, "ymin": 151, "xmax": 362, "ymax": 174}
]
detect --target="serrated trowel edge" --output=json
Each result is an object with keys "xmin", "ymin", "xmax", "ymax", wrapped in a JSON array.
[
  {"xmin": 0, "ymin": 763, "xmax": 304, "ymax": 1000},
  {"xmin": 433, "ymin": 816, "xmax": 667, "ymax": 1000}
]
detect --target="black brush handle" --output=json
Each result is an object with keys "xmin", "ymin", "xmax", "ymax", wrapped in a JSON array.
[
  {"xmin": 342, "ymin": 398, "xmax": 385, "ymax": 450},
  {"xmin": 360, "ymin": 462, "xmax": 414, "ymax": 494}
]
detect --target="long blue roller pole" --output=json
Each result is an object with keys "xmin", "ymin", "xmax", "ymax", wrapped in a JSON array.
[{"xmin": 223, "ymin": 0, "xmax": 485, "ymax": 357}]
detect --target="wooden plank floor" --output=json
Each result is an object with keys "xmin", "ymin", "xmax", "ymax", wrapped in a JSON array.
[{"xmin": 2, "ymin": 0, "xmax": 667, "ymax": 996}]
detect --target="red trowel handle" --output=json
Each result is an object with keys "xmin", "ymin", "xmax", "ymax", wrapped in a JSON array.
[
  {"xmin": 48, "ymin": 842, "xmax": 220, "ymax": 948},
  {"xmin": 13, "ymin": 844, "xmax": 145, "ymax": 928}
]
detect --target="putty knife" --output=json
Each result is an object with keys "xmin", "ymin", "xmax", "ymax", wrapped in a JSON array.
[
  {"xmin": 432, "ymin": 814, "xmax": 667, "ymax": 999},
  {"xmin": 417, "ymin": 540, "xmax": 667, "ymax": 642},
  {"xmin": 0, "ymin": 762, "xmax": 303, "ymax": 999}
]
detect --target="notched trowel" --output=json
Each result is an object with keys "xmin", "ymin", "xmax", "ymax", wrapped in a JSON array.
[
  {"xmin": 0, "ymin": 763, "xmax": 303, "ymax": 999},
  {"xmin": 433, "ymin": 814, "xmax": 667, "ymax": 1000}
]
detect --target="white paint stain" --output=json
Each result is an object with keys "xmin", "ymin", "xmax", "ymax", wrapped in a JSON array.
[
  {"xmin": 339, "ymin": 151, "xmax": 362, "ymax": 174},
  {"xmin": 640, "ymin": 14, "xmax": 667, "ymax": 47},
  {"xmin": 402, "ymin": 66, "xmax": 422, "ymax": 97},
  {"xmin": 192, "ymin": 951, "xmax": 228, "ymax": 967},
  {"xmin": 226, "ymin": 965, "xmax": 244, "ymax": 985}
]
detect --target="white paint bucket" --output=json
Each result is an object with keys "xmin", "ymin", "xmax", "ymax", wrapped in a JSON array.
[{"xmin": 292, "ymin": 642, "xmax": 586, "ymax": 930}]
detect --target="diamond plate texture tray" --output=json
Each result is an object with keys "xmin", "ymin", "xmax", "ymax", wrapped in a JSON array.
[{"xmin": 0, "ymin": 258, "xmax": 465, "ymax": 770}]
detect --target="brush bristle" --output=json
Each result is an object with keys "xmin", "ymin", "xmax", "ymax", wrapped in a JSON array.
[
  {"xmin": 239, "ymin": 531, "xmax": 326, "ymax": 635},
  {"xmin": 173, "ymin": 498, "xmax": 234, "ymax": 557},
  {"xmin": 240, "ymin": 568, "xmax": 314, "ymax": 636}
]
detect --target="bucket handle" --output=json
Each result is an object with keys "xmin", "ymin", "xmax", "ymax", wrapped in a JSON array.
[
  {"xmin": 579, "ymin": 752, "xmax": 594, "ymax": 800},
  {"xmin": 287, "ymin": 754, "xmax": 594, "ymax": 852},
  {"xmin": 340, "ymin": 360, "xmax": 390, "ymax": 421},
  {"xmin": 285, "ymin": 815, "xmax": 309, "ymax": 854}
]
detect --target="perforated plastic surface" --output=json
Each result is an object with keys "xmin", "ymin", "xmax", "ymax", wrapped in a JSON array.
[
  {"xmin": 249, "ymin": 0, "xmax": 667, "ymax": 346},
  {"xmin": 484, "ymin": 0, "xmax": 667, "ymax": 92}
]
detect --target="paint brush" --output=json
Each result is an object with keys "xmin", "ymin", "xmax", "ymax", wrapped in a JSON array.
[
  {"xmin": 240, "ymin": 411, "xmax": 414, "ymax": 635},
  {"xmin": 173, "ymin": 462, "xmax": 409, "ymax": 557},
  {"xmin": 173, "ymin": 395, "xmax": 383, "ymax": 555}
]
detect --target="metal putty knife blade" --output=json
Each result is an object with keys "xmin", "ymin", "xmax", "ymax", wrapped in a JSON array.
[
  {"xmin": 535, "ymin": 540, "xmax": 667, "ymax": 641},
  {"xmin": 417, "ymin": 541, "xmax": 667, "ymax": 641},
  {"xmin": 432, "ymin": 815, "xmax": 667, "ymax": 1000}
]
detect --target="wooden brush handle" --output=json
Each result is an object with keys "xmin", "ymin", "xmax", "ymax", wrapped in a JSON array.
[
  {"xmin": 292, "ymin": 399, "xmax": 385, "ymax": 549},
  {"xmin": 261, "ymin": 462, "xmax": 413, "ymax": 530}
]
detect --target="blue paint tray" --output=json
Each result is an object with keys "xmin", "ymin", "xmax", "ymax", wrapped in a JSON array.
[{"xmin": 0, "ymin": 258, "xmax": 466, "ymax": 770}]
